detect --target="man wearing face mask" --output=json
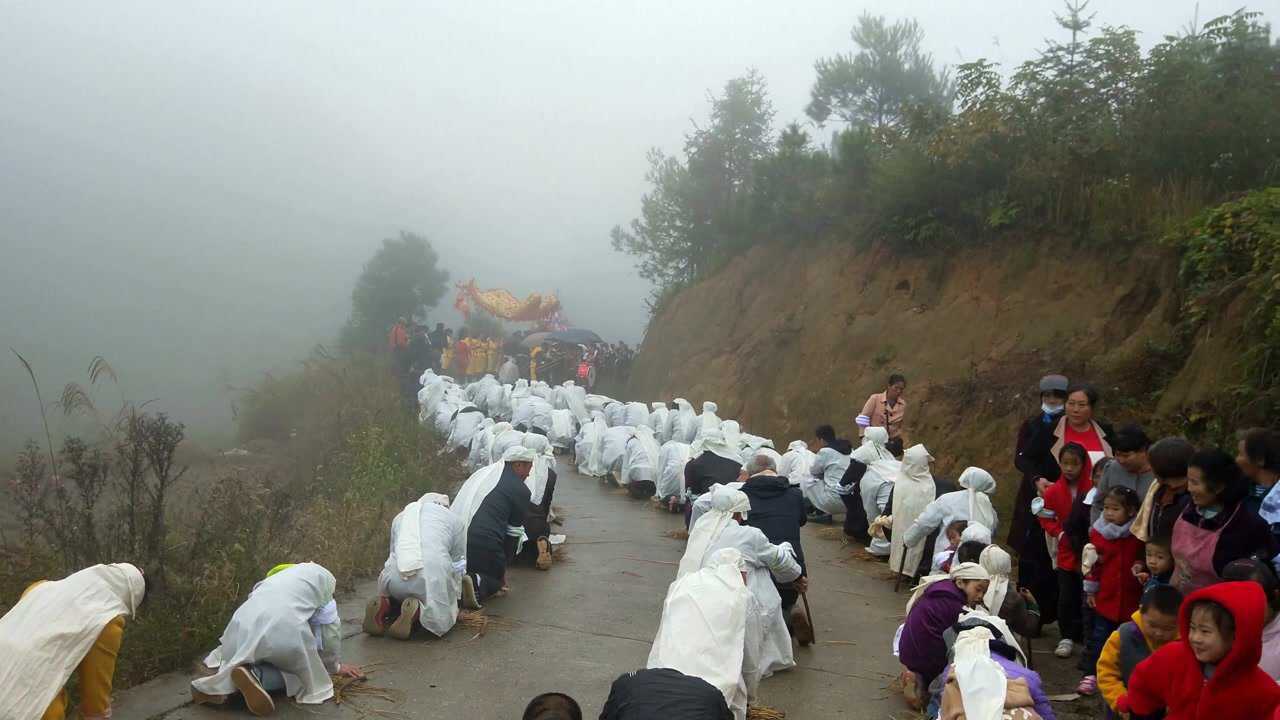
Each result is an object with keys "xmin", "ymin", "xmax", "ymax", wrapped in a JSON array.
[{"xmin": 1009, "ymin": 373, "xmax": 1070, "ymax": 629}]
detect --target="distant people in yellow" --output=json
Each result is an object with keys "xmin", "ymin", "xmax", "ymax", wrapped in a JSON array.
[
  {"xmin": 441, "ymin": 329, "xmax": 455, "ymax": 375},
  {"xmin": 530, "ymin": 345, "xmax": 543, "ymax": 382},
  {"xmin": 467, "ymin": 335, "xmax": 485, "ymax": 381},
  {"xmin": 487, "ymin": 338, "xmax": 500, "ymax": 374}
]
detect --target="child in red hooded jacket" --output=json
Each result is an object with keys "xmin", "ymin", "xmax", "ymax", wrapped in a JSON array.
[{"xmin": 1119, "ymin": 581, "xmax": 1280, "ymax": 720}]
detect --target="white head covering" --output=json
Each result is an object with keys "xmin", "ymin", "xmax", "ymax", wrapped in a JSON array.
[
  {"xmin": 703, "ymin": 401, "xmax": 718, "ymax": 414},
  {"xmin": 720, "ymin": 420, "xmax": 743, "ymax": 449},
  {"xmin": 961, "ymin": 522, "xmax": 992, "ymax": 545},
  {"xmin": 950, "ymin": 561, "xmax": 990, "ymax": 581},
  {"xmin": 978, "ymin": 544, "xmax": 1011, "ymax": 616},
  {"xmin": 422, "ymin": 492, "xmax": 450, "ymax": 507},
  {"xmin": 521, "ymin": 433, "xmax": 555, "ymax": 504},
  {"xmin": 651, "ymin": 401, "xmax": 667, "ymax": 410},
  {"xmin": 0, "ymin": 563, "xmax": 146, "ymax": 719},
  {"xmin": 502, "ymin": 445, "xmax": 538, "ymax": 463},
  {"xmin": 905, "ymin": 561, "xmax": 991, "ymax": 614},
  {"xmin": 678, "ymin": 485, "xmax": 751, "ymax": 578},
  {"xmin": 852, "ymin": 426, "xmax": 891, "ymax": 464},
  {"xmin": 952, "ymin": 627, "xmax": 1007, "ymax": 720},
  {"xmin": 647, "ymin": 546, "xmax": 750, "ymax": 717},
  {"xmin": 955, "ymin": 607, "xmax": 1028, "ymax": 666},
  {"xmin": 889, "ymin": 444, "xmax": 937, "ymax": 577},
  {"xmin": 394, "ymin": 492, "xmax": 454, "ymax": 579},
  {"xmin": 958, "ymin": 467, "xmax": 998, "ymax": 531},
  {"xmin": 691, "ymin": 428, "xmax": 744, "ymax": 464}
]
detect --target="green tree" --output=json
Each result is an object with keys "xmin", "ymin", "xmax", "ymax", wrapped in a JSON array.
[
  {"xmin": 612, "ymin": 71, "xmax": 776, "ymax": 293},
  {"xmin": 610, "ymin": 149, "xmax": 700, "ymax": 289},
  {"xmin": 340, "ymin": 231, "xmax": 448, "ymax": 352},
  {"xmin": 805, "ymin": 14, "xmax": 952, "ymax": 129},
  {"xmin": 747, "ymin": 123, "xmax": 834, "ymax": 242}
]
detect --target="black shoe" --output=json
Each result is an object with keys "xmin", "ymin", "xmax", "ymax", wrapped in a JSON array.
[{"xmin": 808, "ymin": 511, "xmax": 834, "ymax": 525}]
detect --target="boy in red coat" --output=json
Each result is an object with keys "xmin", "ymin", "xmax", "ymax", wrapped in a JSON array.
[
  {"xmin": 1037, "ymin": 442, "xmax": 1091, "ymax": 658},
  {"xmin": 1119, "ymin": 581, "xmax": 1280, "ymax": 720}
]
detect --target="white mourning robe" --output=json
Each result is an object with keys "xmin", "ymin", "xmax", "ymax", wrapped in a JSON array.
[
  {"xmin": 192, "ymin": 563, "xmax": 341, "ymax": 704},
  {"xmin": 686, "ymin": 522, "xmax": 802, "ymax": 701},
  {"xmin": 803, "ymin": 447, "xmax": 850, "ymax": 515},
  {"xmin": 377, "ymin": 501, "xmax": 466, "ymax": 636}
]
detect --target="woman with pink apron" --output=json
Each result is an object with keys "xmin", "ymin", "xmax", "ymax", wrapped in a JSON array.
[
  {"xmin": 1172, "ymin": 448, "xmax": 1279, "ymax": 594},
  {"xmin": 1171, "ymin": 505, "xmax": 1239, "ymax": 593}
]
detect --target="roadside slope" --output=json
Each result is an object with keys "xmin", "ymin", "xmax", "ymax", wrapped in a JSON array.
[{"xmin": 627, "ymin": 236, "xmax": 1241, "ymax": 513}]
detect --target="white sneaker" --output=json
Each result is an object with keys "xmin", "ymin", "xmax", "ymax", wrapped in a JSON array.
[{"xmin": 1054, "ymin": 639, "xmax": 1075, "ymax": 658}]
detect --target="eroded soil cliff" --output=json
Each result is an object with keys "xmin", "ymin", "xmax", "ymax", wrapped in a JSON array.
[{"xmin": 628, "ymin": 238, "xmax": 1241, "ymax": 516}]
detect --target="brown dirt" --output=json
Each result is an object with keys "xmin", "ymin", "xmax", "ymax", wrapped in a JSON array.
[{"xmin": 627, "ymin": 237, "xmax": 1248, "ymax": 518}]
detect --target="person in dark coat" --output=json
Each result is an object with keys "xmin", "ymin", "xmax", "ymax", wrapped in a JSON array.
[
  {"xmin": 1012, "ymin": 375, "xmax": 1108, "ymax": 628},
  {"xmin": 1141, "ymin": 436, "xmax": 1196, "ymax": 542},
  {"xmin": 840, "ymin": 458, "xmax": 871, "ymax": 542},
  {"xmin": 600, "ymin": 669, "xmax": 732, "ymax": 720},
  {"xmin": 683, "ymin": 451, "xmax": 742, "ymax": 497},
  {"xmin": 464, "ymin": 453, "xmax": 532, "ymax": 605},
  {"xmin": 740, "ymin": 453, "xmax": 812, "ymax": 642},
  {"xmin": 427, "ymin": 323, "xmax": 447, "ymax": 370},
  {"xmin": 514, "ymin": 437, "xmax": 558, "ymax": 571},
  {"xmin": 407, "ymin": 325, "xmax": 432, "ymax": 375}
]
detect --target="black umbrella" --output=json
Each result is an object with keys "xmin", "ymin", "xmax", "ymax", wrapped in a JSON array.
[
  {"xmin": 520, "ymin": 332, "xmax": 552, "ymax": 348},
  {"xmin": 548, "ymin": 328, "xmax": 603, "ymax": 345}
]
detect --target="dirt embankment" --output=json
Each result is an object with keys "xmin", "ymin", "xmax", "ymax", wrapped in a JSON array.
[{"xmin": 627, "ymin": 238, "xmax": 1244, "ymax": 516}]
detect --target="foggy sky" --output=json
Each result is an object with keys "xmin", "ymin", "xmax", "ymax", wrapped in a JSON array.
[{"xmin": 0, "ymin": 0, "xmax": 1257, "ymax": 448}]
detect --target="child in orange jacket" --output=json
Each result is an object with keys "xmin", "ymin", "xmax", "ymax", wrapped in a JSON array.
[{"xmin": 1097, "ymin": 584, "xmax": 1182, "ymax": 718}]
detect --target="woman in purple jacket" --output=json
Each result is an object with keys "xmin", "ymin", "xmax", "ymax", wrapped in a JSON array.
[{"xmin": 899, "ymin": 563, "xmax": 991, "ymax": 700}]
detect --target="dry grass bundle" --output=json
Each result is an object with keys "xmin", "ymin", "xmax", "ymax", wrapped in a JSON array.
[
  {"xmin": 331, "ymin": 672, "xmax": 407, "ymax": 719},
  {"xmin": 664, "ymin": 529, "xmax": 689, "ymax": 540},
  {"xmin": 457, "ymin": 609, "xmax": 512, "ymax": 638},
  {"xmin": 747, "ymin": 705, "xmax": 786, "ymax": 719},
  {"xmin": 851, "ymin": 548, "xmax": 888, "ymax": 563},
  {"xmin": 816, "ymin": 527, "xmax": 849, "ymax": 542}
]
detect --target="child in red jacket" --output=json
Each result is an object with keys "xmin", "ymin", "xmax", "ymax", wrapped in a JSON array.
[
  {"xmin": 1037, "ymin": 442, "xmax": 1091, "ymax": 658},
  {"xmin": 1119, "ymin": 581, "xmax": 1280, "ymax": 720},
  {"xmin": 1079, "ymin": 486, "xmax": 1144, "ymax": 695}
]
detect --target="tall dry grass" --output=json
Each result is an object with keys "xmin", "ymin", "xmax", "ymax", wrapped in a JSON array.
[{"xmin": 1, "ymin": 351, "xmax": 460, "ymax": 688}]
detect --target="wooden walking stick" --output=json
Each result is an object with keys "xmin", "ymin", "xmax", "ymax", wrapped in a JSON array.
[
  {"xmin": 893, "ymin": 545, "xmax": 910, "ymax": 592},
  {"xmin": 800, "ymin": 591, "xmax": 817, "ymax": 645}
]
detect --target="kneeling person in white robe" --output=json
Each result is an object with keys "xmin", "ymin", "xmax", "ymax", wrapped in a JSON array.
[
  {"xmin": 191, "ymin": 562, "xmax": 362, "ymax": 715},
  {"xmin": 364, "ymin": 492, "xmax": 466, "ymax": 640},
  {"xmin": 648, "ymin": 548, "xmax": 753, "ymax": 720},
  {"xmin": 676, "ymin": 486, "xmax": 803, "ymax": 714},
  {"xmin": 0, "ymin": 563, "xmax": 146, "ymax": 720}
]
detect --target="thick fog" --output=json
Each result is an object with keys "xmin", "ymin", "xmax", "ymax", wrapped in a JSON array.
[{"xmin": 0, "ymin": 0, "xmax": 1244, "ymax": 449}]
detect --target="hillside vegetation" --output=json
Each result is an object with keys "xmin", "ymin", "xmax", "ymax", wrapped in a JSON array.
[{"xmin": 618, "ymin": 5, "xmax": 1280, "ymax": 514}]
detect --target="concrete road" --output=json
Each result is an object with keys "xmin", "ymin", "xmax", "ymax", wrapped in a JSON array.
[{"xmin": 117, "ymin": 460, "xmax": 904, "ymax": 719}]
